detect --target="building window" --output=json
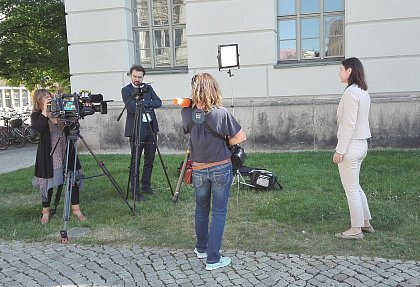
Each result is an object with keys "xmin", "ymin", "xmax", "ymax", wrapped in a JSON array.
[
  {"xmin": 133, "ymin": 0, "xmax": 187, "ymax": 69},
  {"xmin": 277, "ymin": 0, "xmax": 344, "ymax": 62}
]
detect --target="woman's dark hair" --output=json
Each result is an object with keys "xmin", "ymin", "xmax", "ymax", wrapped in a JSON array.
[
  {"xmin": 342, "ymin": 57, "xmax": 368, "ymax": 90},
  {"xmin": 129, "ymin": 64, "xmax": 146, "ymax": 76}
]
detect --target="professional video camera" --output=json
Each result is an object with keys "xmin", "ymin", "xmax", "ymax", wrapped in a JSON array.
[{"xmin": 48, "ymin": 90, "xmax": 108, "ymax": 121}]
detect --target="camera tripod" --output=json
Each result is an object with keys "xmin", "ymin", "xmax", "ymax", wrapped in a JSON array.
[
  {"xmin": 58, "ymin": 123, "xmax": 134, "ymax": 243},
  {"xmin": 117, "ymin": 90, "xmax": 174, "ymax": 211}
]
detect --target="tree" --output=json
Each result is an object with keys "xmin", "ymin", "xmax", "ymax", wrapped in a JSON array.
[{"xmin": 0, "ymin": 0, "xmax": 69, "ymax": 91}]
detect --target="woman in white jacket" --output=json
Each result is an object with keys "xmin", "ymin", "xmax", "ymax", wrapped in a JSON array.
[{"xmin": 333, "ymin": 57, "xmax": 374, "ymax": 240}]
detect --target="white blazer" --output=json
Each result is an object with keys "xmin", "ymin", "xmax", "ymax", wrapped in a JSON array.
[{"xmin": 336, "ymin": 84, "xmax": 371, "ymax": 154}]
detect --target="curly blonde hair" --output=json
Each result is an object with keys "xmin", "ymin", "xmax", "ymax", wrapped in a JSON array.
[{"xmin": 190, "ymin": 73, "xmax": 223, "ymax": 112}]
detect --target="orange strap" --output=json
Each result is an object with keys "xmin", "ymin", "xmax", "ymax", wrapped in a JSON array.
[{"xmin": 192, "ymin": 158, "xmax": 231, "ymax": 170}]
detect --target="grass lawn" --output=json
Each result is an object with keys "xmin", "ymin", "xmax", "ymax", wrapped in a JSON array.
[{"xmin": 0, "ymin": 150, "xmax": 419, "ymax": 261}]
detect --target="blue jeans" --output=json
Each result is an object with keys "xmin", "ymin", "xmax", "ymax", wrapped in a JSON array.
[{"xmin": 192, "ymin": 162, "xmax": 233, "ymax": 264}]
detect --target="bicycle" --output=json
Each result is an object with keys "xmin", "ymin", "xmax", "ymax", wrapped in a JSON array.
[
  {"xmin": 22, "ymin": 118, "xmax": 40, "ymax": 144},
  {"xmin": 0, "ymin": 116, "xmax": 27, "ymax": 150}
]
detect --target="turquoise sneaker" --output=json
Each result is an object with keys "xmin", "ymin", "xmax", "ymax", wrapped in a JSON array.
[
  {"xmin": 194, "ymin": 248, "xmax": 207, "ymax": 259},
  {"xmin": 205, "ymin": 256, "xmax": 231, "ymax": 271}
]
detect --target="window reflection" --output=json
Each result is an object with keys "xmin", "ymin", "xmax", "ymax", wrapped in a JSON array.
[
  {"xmin": 137, "ymin": 31, "xmax": 150, "ymax": 49},
  {"xmin": 279, "ymin": 20, "xmax": 296, "ymax": 40},
  {"xmin": 279, "ymin": 40, "xmax": 297, "ymax": 60},
  {"xmin": 301, "ymin": 0, "xmax": 319, "ymax": 14},
  {"xmin": 277, "ymin": 0, "xmax": 344, "ymax": 61},
  {"xmin": 135, "ymin": 0, "xmax": 149, "ymax": 27},
  {"xmin": 133, "ymin": 0, "xmax": 187, "ymax": 68},
  {"xmin": 324, "ymin": 0, "xmax": 344, "ymax": 12},
  {"xmin": 278, "ymin": 0, "xmax": 295, "ymax": 16},
  {"xmin": 325, "ymin": 15, "xmax": 343, "ymax": 57},
  {"xmin": 153, "ymin": 0, "xmax": 168, "ymax": 25},
  {"xmin": 301, "ymin": 17, "xmax": 319, "ymax": 38},
  {"xmin": 154, "ymin": 29, "xmax": 171, "ymax": 67},
  {"xmin": 172, "ymin": 0, "xmax": 185, "ymax": 24}
]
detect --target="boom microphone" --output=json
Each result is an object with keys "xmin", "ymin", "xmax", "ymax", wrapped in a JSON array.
[{"xmin": 173, "ymin": 97, "xmax": 192, "ymax": 107}]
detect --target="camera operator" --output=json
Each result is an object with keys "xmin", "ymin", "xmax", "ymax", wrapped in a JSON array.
[
  {"xmin": 31, "ymin": 89, "xmax": 86, "ymax": 224},
  {"xmin": 121, "ymin": 65, "xmax": 162, "ymax": 201},
  {"xmin": 181, "ymin": 73, "xmax": 246, "ymax": 271}
]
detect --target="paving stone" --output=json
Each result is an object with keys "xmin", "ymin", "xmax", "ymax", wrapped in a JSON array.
[{"xmin": 0, "ymin": 240, "xmax": 419, "ymax": 287}]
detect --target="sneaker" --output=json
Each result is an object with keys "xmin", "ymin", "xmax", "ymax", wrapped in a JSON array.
[
  {"xmin": 205, "ymin": 256, "xmax": 231, "ymax": 271},
  {"xmin": 194, "ymin": 248, "xmax": 207, "ymax": 259}
]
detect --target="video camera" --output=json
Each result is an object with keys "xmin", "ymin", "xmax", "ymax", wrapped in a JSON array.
[{"xmin": 48, "ymin": 90, "xmax": 108, "ymax": 121}]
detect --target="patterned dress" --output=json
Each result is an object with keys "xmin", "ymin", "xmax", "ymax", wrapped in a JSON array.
[{"xmin": 32, "ymin": 120, "xmax": 83, "ymax": 202}]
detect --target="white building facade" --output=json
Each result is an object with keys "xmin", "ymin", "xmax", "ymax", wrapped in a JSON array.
[{"xmin": 64, "ymin": 0, "xmax": 420, "ymax": 151}]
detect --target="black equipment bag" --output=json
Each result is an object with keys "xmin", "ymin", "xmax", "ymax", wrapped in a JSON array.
[{"xmin": 238, "ymin": 167, "xmax": 283, "ymax": 190}]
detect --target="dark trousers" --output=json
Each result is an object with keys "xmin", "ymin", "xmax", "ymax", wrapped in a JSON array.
[
  {"xmin": 42, "ymin": 185, "xmax": 80, "ymax": 208},
  {"xmin": 129, "ymin": 134, "xmax": 156, "ymax": 194}
]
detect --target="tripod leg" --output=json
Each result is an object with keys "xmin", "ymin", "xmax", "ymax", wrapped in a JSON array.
[
  {"xmin": 60, "ymin": 136, "xmax": 77, "ymax": 244},
  {"xmin": 143, "ymin": 105, "xmax": 174, "ymax": 197},
  {"xmin": 173, "ymin": 148, "xmax": 190, "ymax": 203},
  {"xmin": 78, "ymin": 134, "xmax": 135, "ymax": 216},
  {"xmin": 154, "ymin": 142, "xmax": 174, "ymax": 196}
]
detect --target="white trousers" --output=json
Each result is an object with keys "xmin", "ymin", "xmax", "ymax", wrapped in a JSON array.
[{"xmin": 338, "ymin": 139, "xmax": 371, "ymax": 227}]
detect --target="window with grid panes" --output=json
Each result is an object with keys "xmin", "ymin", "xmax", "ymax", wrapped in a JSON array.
[
  {"xmin": 133, "ymin": 0, "xmax": 187, "ymax": 69},
  {"xmin": 277, "ymin": 0, "xmax": 344, "ymax": 63}
]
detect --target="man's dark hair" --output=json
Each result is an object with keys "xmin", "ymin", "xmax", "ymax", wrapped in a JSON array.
[{"xmin": 129, "ymin": 65, "xmax": 146, "ymax": 76}]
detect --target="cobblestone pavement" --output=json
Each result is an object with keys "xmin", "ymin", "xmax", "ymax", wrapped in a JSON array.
[{"xmin": 0, "ymin": 241, "xmax": 419, "ymax": 287}]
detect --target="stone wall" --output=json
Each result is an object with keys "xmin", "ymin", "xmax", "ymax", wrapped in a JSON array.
[{"xmin": 77, "ymin": 93, "xmax": 420, "ymax": 153}]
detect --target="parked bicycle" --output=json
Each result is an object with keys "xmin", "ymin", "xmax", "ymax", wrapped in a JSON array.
[
  {"xmin": 0, "ymin": 116, "xmax": 27, "ymax": 150},
  {"xmin": 22, "ymin": 117, "xmax": 40, "ymax": 144}
]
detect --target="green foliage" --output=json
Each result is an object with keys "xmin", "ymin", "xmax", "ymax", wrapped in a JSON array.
[
  {"xmin": 0, "ymin": 150, "xmax": 419, "ymax": 260},
  {"xmin": 0, "ymin": 0, "xmax": 70, "ymax": 91}
]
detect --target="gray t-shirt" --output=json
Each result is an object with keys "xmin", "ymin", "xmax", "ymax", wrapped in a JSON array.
[{"xmin": 181, "ymin": 106, "xmax": 241, "ymax": 163}]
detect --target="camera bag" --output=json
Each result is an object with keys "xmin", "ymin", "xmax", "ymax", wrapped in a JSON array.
[{"xmin": 249, "ymin": 169, "xmax": 282, "ymax": 190}]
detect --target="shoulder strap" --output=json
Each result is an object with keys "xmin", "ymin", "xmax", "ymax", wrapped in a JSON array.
[
  {"xmin": 203, "ymin": 121, "xmax": 225, "ymax": 141},
  {"xmin": 188, "ymin": 108, "xmax": 228, "ymax": 142}
]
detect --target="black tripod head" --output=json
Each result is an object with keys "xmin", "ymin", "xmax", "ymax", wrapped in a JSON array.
[{"xmin": 134, "ymin": 84, "xmax": 149, "ymax": 102}]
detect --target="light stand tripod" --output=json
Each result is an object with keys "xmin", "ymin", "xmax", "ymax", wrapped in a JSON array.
[
  {"xmin": 59, "ymin": 122, "xmax": 134, "ymax": 243},
  {"xmin": 117, "ymin": 89, "xmax": 174, "ymax": 211},
  {"xmin": 217, "ymin": 43, "xmax": 248, "ymax": 202}
]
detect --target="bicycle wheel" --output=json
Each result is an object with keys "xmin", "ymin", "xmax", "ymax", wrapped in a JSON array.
[
  {"xmin": 24, "ymin": 125, "xmax": 40, "ymax": 144},
  {"xmin": 0, "ymin": 130, "xmax": 10, "ymax": 150},
  {"xmin": 12, "ymin": 129, "xmax": 26, "ymax": 147}
]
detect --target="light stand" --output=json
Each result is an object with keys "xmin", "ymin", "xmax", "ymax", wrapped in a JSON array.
[
  {"xmin": 217, "ymin": 44, "xmax": 240, "ymax": 115},
  {"xmin": 217, "ymin": 44, "xmax": 246, "ymax": 202}
]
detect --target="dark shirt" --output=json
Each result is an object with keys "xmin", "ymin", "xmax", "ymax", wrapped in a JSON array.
[{"xmin": 181, "ymin": 106, "xmax": 241, "ymax": 163}]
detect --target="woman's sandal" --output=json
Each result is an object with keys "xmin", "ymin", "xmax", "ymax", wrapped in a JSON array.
[
  {"xmin": 40, "ymin": 209, "xmax": 49, "ymax": 224},
  {"xmin": 71, "ymin": 205, "xmax": 86, "ymax": 221}
]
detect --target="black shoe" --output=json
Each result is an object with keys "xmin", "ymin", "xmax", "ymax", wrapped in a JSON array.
[
  {"xmin": 135, "ymin": 193, "xmax": 147, "ymax": 201},
  {"xmin": 142, "ymin": 188, "xmax": 154, "ymax": 195}
]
